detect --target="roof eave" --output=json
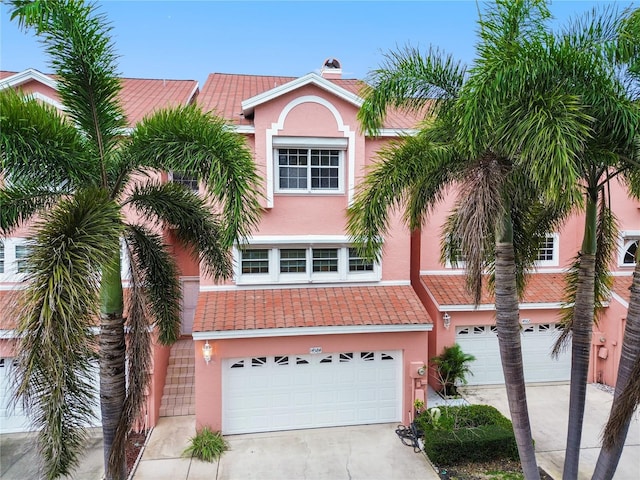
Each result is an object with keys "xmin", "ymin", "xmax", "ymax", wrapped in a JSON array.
[{"xmin": 240, "ymin": 72, "xmax": 363, "ymax": 117}]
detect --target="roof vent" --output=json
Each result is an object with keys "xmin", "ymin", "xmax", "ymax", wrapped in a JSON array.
[{"xmin": 321, "ymin": 58, "xmax": 342, "ymax": 79}]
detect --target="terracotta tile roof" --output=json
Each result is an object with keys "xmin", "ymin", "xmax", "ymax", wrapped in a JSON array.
[
  {"xmin": 193, "ymin": 285, "xmax": 432, "ymax": 333},
  {"xmin": 612, "ymin": 275, "xmax": 633, "ymax": 303},
  {"xmin": 0, "ymin": 70, "xmax": 198, "ymax": 127},
  {"xmin": 422, "ymin": 273, "xmax": 567, "ymax": 307},
  {"xmin": 198, "ymin": 73, "xmax": 423, "ymax": 129}
]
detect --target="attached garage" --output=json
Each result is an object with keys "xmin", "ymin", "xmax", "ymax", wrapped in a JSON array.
[
  {"xmin": 455, "ymin": 323, "xmax": 571, "ymax": 385},
  {"xmin": 222, "ymin": 350, "xmax": 401, "ymax": 434},
  {"xmin": 0, "ymin": 356, "xmax": 102, "ymax": 434}
]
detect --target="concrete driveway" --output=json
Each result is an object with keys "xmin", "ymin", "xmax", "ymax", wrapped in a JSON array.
[
  {"xmin": 463, "ymin": 383, "xmax": 640, "ymax": 480},
  {"xmin": 0, "ymin": 428, "xmax": 104, "ymax": 480},
  {"xmin": 134, "ymin": 416, "xmax": 440, "ymax": 480}
]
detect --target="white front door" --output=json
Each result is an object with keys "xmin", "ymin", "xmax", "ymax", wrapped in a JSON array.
[
  {"xmin": 180, "ymin": 279, "xmax": 199, "ymax": 335},
  {"xmin": 455, "ymin": 324, "xmax": 571, "ymax": 385},
  {"xmin": 222, "ymin": 350, "xmax": 402, "ymax": 434}
]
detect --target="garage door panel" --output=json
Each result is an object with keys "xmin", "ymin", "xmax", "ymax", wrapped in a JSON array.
[
  {"xmin": 456, "ymin": 324, "xmax": 570, "ymax": 385},
  {"xmin": 222, "ymin": 350, "xmax": 401, "ymax": 434}
]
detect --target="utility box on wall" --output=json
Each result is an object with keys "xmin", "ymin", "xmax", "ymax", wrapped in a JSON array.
[{"xmin": 409, "ymin": 361, "xmax": 427, "ymax": 378}]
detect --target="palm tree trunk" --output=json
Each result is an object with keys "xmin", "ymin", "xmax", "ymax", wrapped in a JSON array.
[
  {"xmin": 592, "ymin": 259, "xmax": 640, "ymax": 479},
  {"xmin": 495, "ymin": 214, "xmax": 540, "ymax": 480},
  {"xmin": 563, "ymin": 195, "xmax": 598, "ymax": 480},
  {"xmin": 99, "ymin": 253, "xmax": 127, "ymax": 480}
]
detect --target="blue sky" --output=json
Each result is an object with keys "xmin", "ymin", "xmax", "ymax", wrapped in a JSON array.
[{"xmin": 0, "ymin": 1, "xmax": 633, "ymax": 86}]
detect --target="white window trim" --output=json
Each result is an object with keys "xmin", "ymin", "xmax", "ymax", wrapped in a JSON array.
[
  {"xmin": 535, "ymin": 233, "xmax": 560, "ymax": 267},
  {"xmin": 234, "ymin": 237, "xmax": 380, "ymax": 285},
  {"xmin": 265, "ymin": 96, "xmax": 356, "ymax": 208},
  {"xmin": 0, "ymin": 238, "xmax": 28, "ymax": 282},
  {"xmin": 618, "ymin": 231, "xmax": 640, "ymax": 267},
  {"xmin": 274, "ymin": 146, "xmax": 345, "ymax": 195}
]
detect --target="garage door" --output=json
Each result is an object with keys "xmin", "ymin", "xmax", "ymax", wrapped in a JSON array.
[
  {"xmin": 455, "ymin": 324, "xmax": 571, "ymax": 385},
  {"xmin": 222, "ymin": 350, "xmax": 402, "ymax": 434},
  {"xmin": 0, "ymin": 357, "xmax": 102, "ymax": 434}
]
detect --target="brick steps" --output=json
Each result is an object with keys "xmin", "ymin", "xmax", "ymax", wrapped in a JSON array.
[{"xmin": 159, "ymin": 339, "xmax": 195, "ymax": 417}]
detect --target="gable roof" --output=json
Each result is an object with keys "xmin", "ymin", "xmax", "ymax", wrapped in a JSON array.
[
  {"xmin": 199, "ymin": 72, "xmax": 424, "ymax": 130},
  {"xmin": 193, "ymin": 285, "xmax": 432, "ymax": 336},
  {"xmin": 422, "ymin": 273, "xmax": 568, "ymax": 309},
  {"xmin": 0, "ymin": 69, "xmax": 199, "ymax": 127}
]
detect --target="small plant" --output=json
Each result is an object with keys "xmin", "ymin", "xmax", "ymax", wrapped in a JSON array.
[
  {"xmin": 431, "ymin": 343, "xmax": 476, "ymax": 397},
  {"xmin": 183, "ymin": 426, "xmax": 229, "ymax": 462},
  {"xmin": 413, "ymin": 399, "xmax": 425, "ymax": 414}
]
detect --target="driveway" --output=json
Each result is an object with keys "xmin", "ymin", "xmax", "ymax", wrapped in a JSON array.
[
  {"xmin": 463, "ymin": 383, "xmax": 640, "ymax": 480},
  {"xmin": 0, "ymin": 428, "xmax": 104, "ymax": 480},
  {"xmin": 134, "ymin": 416, "xmax": 440, "ymax": 479}
]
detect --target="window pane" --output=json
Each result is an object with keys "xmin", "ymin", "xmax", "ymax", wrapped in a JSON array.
[
  {"xmin": 280, "ymin": 249, "xmax": 306, "ymax": 273},
  {"xmin": 278, "ymin": 149, "xmax": 308, "ymax": 189},
  {"xmin": 0, "ymin": 242, "xmax": 3, "ymax": 273},
  {"xmin": 312, "ymin": 249, "xmax": 338, "ymax": 272},
  {"xmin": 15, "ymin": 245, "xmax": 29, "ymax": 273},
  {"xmin": 172, "ymin": 172, "xmax": 199, "ymax": 192},
  {"xmin": 241, "ymin": 249, "xmax": 269, "ymax": 274},
  {"xmin": 310, "ymin": 149, "xmax": 339, "ymax": 190},
  {"xmin": 348, "ymin": 248, "xmax": 374, "ymax": 272},
  {"xmin": 536, "ymin": 236, "xmax": 555, "ymax": 262},
  {"xmin": 624, "ymin": 240, "xmax": 638, "ymax": 264}
]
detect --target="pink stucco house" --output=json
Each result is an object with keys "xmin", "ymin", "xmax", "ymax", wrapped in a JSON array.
[{"xmin": 0, "ymin": 61, "xmax": 638, "ymax": 437}]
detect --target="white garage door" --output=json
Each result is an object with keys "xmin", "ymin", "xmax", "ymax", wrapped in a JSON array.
[
  {"xmin": 455, "ymin": 324, "xmax": 571, "ymax": 385},
  {"xmin": 1, "ymin": 357, "xmax": 102, "ymax": 434},
  {"xmin": 222, "ymin": 350, "xmax": 402, "ymax": 434}
]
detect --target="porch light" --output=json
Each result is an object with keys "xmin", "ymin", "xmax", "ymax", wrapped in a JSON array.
[
  {"xmin": 442, "ymin": 313, "xmax": 451, "ymax": 330},
  {"xmin": 203, "ymin": 341, "xmax": 213, "ymax": 364}
]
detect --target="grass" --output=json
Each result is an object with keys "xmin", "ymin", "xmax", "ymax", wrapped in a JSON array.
[{"xmin": 183, "ymin": 426, "xmax": 229, "ymax": 462}]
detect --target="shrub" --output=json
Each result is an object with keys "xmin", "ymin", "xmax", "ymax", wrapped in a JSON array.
[
  {"xmin": 431, "ymin": 344, "xmax": 476, "ymax": 396},
  {"xmin": 416, "ymin": 405, "xmax": 519, "ymax": 465},
  {"xmin": 183, "ymin": 426, "xmax": 229, "ymax": 462}
]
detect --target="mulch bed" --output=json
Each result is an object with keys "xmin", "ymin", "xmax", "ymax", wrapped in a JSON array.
[
  {"xmin": 126, "ymin": 430, "xmax": 149, "ymax": 476},
  {"xmin": 436, "ymin": 458, "xmax": 554, "ymax": 480}
]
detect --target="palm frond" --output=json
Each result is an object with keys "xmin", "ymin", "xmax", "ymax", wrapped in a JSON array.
[
  {"xmin": 0, "ymin": 182, "xmax": 65, "ymax": 235},
  {"xmin": 124, "ymin": 223, "xmax": 182, "ymax": 345},
  {"xmin": 127, "ymin": 104, "xmax": 262, "ymax": 246},
  {"xmin": 347, "ymin": 127, "xmax": 461, "ymax": 261},
  {"xmin": 13, "ymin": 188, "xmax": 121, "ymax": 480},
  {"xmin": 124, "ymin": 181, "xmax": 232, "ymax": 281},
  {"xmin": 358, "ymin": 45, "xmax": 467, "ymax": 135},
  {"xmin": 8, "ymin": 0, "xmax": 126, "ymax": 172},
  {"xmin": 0, "ymin": 89, "xmax": 97, "ymax": 189}
]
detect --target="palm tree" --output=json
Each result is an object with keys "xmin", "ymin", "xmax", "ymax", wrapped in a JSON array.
[
  {"xmin": 348, "ymin": 1, "xmax": 638, "ymax": 478},
  {"xmin": 0, "ymin": 2, "xmax": 261, "ymax": 479}
]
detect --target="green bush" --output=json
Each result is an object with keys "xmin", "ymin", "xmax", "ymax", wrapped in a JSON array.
[
  {"xmin": 416, "ymin": 405, "xmax": 519, "ymax": 465},
  {"xmin": 183, "ymin": 426, "xmax": 229, "ymax": 462}
]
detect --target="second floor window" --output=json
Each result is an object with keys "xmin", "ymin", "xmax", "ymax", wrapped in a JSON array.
[
  {"xmin": 0, "ymin": 242, "xmax": 4, "ymax": 274},
  {"xmin": 622, "ymin": 239, "xmax": 638, "ymax": 265},
  {"xmin": 170, "ymin": 171, "xmax": 199, "ymax": 192},
  {"xmin": 277, "ymin": 148, "xmax": 341, "ymax": 192},
  {"xmin": 15, "ymin": 245, "xmax": 29, "ymax": 273}
]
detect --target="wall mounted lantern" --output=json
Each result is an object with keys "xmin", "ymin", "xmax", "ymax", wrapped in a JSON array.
[
  {"xmin": 203, "ymin": 341, "xmax": 213, "ymax": 364},
  {"xmin": 442, "ymin": 312, "xmax": 451, "ymax": 330}
]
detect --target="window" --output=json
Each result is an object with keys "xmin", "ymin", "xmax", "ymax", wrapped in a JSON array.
[
  {"xmin": 535, "ymin": 234, "xmax": 559, "ymax": 267},
  {"xmin": 622, "ymin": 239, "xmax": 638, "ymax": 265},
  {"xmin": 277, "ymin": 148, "xmax": 342, "ymax": 193},
  {"xmin": 235, "ymin": 241, "xmax": 380, "ymax": 285},
  {"xmin": 15, "ymin": 245, "xmax": 29, "ymax": 273},
  {"xmin": 280, "ymin": 249, "xmax": 306, "ymax": 273},
  {"xmin": 170, "ymin": 171, "xmax": 199, "ymax": 192},
  {"xmin": 241, "ymin": 249, "xmax": 269, "ymax": 274},
  {"xmin": 312, "ymin": 249, "xmax": 338, "ymax": 272},
  {"xmin": 0, "ymin": 242, "xmax": 4, "ymax": 274},
  {"xmin": 348, "ymin": 248, "xmax": 374, "ymax": 272}
]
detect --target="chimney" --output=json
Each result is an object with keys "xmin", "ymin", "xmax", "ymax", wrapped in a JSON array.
[{"xmin": 321, "ymin": 58, "xmax": 342, "ymax": 79}]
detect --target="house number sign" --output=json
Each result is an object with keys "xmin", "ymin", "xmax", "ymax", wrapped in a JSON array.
[{"xmin": 309, "ymin": 347, "xmax": 322, "ymax": 354}]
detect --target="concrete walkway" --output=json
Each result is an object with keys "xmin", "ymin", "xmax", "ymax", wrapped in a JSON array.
[
  {"xmin": 133, "ymin": 416, "xmax": 440, "ymax": 480},
  {"xmin": 463, "ymin": 383, "xmax": 640, "ymax": 480}
]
